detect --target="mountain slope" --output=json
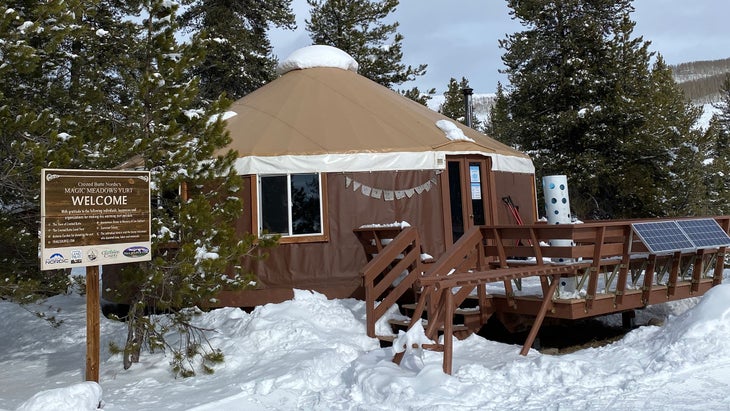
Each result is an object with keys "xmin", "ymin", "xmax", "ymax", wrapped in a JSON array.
[{"xmin": 672, "ymin": 57, "xmax": 730, "ymax": 104}]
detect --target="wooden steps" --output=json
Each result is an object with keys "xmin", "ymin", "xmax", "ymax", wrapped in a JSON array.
[
  {"xmin": 400, "ymin": 302, "xmax": 485, "ymax": 317},
  {"xmin": 373, "ymin": 297, "xmax": 489, "ymax": 346}
]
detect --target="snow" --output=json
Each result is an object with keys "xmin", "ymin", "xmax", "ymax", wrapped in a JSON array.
[
  {"xmin": 435, "ymin": 119, "xmax": 475, "ymax": 143},
  {"xmin": 359, "ymin": 221, "xmax": 411, "ymax": 229},
  {"xmin": 17, "ymin": 21, "xmax": 34, "ymax": 34},
  {"xmin": 277, "ymin": 45, "xmax": 359, "ymax": 75},
  {"xmin": 697, "ymin": 103, "xmax": 721, "ymax": 131},
  {"xmin": 15, "ymin": 383, "xmax": 101, "ymax": 411},
  {"xmin": 195, "ymin": 246, "xmax": 219, "ymax": 261},
  {"xmin": 3, "ymin": 272, "xmax": 730, "ymax": 410}
]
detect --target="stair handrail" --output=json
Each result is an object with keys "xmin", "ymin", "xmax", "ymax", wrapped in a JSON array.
[
  {"xmin": 424, "ymin": 226, "xmax": 485, "ymax": 280},
  {"xmin": 358, "ymin": 226, "xmax": 425, "ymax": 338}
]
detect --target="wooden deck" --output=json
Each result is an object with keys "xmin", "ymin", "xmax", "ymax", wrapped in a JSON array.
[{"xmin": 355, "ymin": 217, "xmax": 730, "ymax": 374}]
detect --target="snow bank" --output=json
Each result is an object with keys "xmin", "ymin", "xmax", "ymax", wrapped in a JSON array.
[
  {"xmin": 277, "ymin": 45, "xmax": 359, "ymax": 74},
  {"xmin": 3, "ymin": 274, "xmax": 730, "ymax": 410},
  {"xmin": 643, "ymin": 284, "xmax": 730, "ymax": 370},
  {"xmin": 15, "ymin": 382, "xmax": 102, "ymax": 411},
  {"xmin": 435, "ymin": 119, "xmax": 475, "ymax": 142}
]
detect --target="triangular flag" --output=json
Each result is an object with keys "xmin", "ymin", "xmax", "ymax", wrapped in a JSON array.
[
  {"xmin": 353, "ymin": 181, "xmax": 362, "ymax": 191},
  {"xmin": 405, "ymin": 188, "xmax": 415, "ymax": 198},
  {"xmin": 415, "ymin": 184, "xmax": 425, "ymax": 194},
  {"xmin": 345, "ymin": 177, "xmax": 352, "ymax": 187}
]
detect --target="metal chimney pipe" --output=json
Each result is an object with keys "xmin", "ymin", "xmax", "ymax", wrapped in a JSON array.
[{"xmin": 462, "ymin": 87, "xmax": 474, "ymax": 128}]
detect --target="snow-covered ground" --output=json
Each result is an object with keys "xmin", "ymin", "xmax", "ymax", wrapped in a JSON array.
[{"xmin": 2, "ymin": 270, "xmax": 730, "ymax": 411}]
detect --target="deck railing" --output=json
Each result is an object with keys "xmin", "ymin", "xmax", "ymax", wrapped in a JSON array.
[{"xmin": 356, "ymin": 217, "xmax": 730, "ymax": 374}]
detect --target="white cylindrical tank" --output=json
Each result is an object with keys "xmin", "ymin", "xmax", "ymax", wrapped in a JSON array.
[
  {"xmin": 543, "ymin": 175, "xmax": 571, "ymax": 225},
  {"xmin": 542, "ymin": 175, "xmax": 577, "ymax": 294}
]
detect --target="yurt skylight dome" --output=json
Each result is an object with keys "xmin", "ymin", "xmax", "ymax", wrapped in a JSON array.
[{"xmin": 277, "ymin": 45, "xmax": 359, "ymax": 74}]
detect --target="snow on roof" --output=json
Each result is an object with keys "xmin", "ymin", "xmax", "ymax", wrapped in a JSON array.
[
  {"xmin": 277, "ymin": 45, "xmax": 359, "ymax": 75},
  {"xmin": 435, "ymin": 119, "xmax": 475, "ymax": 143}
]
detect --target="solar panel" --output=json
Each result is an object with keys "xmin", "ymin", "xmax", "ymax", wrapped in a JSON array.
[
  {"xmin": 677, "ymin": 218, "xmax": 730, "ymax": 249},
  {"xmin": 631, "ymin": 221, "xmax": 695, "ymax": 254}
]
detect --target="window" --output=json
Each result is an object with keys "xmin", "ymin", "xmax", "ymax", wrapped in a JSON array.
[{"xmin": 258, "ymin": 173, "xmax": 325, "ymax": 240}]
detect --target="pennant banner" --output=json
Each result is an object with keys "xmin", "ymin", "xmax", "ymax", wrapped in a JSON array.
[{"xmin": 344, "ymin": 172, "xmax": 440, "ymax": 201}]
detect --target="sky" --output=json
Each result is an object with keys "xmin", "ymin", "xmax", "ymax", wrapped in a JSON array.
[
  {"xmin": 3, "ymin": 273, "xmax": 730, "ymax": 410},
  {"xmin": 269, "ymin": 0, "xmax": 730, "ymax": 94}
]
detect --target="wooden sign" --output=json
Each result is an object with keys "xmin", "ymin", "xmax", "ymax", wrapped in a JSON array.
[
  {"xmin": 41, "ymin": 169, "xmax": 152, "ymax": 383},
  {"xmin": 40, "ymin": 169, "xmax": 151, "ymax": 270}
]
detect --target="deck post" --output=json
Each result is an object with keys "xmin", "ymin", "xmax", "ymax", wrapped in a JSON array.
[
  {"xmin": 667, "ymin": 251, "xmax": 681, "ymax": 297},
  {"xmin": 642, "ymin": 254, "xmax": 657, "ymax": 305},
  {"xmin": 621, "ymin": 310, "xmax": 636, "ymax": 329},
  {"xmin": 714, "ymin": 249, "xmax": 726, "ymax": 286},
  {"xmin": 365, "ymin": 281, "xmax": 375, "ymax": 337},
  {"xmin": 443, "ymin": 289, "xmax": 455, "ymax": 374},
  {"xmin": 520, "ymin": 273, "xmax": 561, "ymax": 356},
  {"xmin": 691, "ymin": 249, "xmax": 705, "ymax": 293},
  {"xmin": 585, "ymin": 226, "xmax": 605, "ymax": 311}
]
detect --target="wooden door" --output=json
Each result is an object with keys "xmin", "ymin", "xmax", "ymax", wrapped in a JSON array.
[{"xmin": 446, "ymin": 156, "xmax": 493, "ymax": 243}]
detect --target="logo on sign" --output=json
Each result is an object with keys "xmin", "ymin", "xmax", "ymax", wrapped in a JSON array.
[
  {"xmin": 101, "ymin": 249, "xmax": 119, "ymax": 259},
  {"xmin": 45, "ymin": 253, "xmax": 69, "ymax": 265},
  {"xmin": 71, "ymin": 250, "xmax": 82, "ymax": 264},
  {"xmin": 123, "ymin": 246, "xmax": 150, "ymax": 258}
]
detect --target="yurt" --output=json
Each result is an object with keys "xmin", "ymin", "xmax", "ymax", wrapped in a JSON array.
[{"xmin": 212, "ymin": 45, "xmax": 537, "ymax": 306}]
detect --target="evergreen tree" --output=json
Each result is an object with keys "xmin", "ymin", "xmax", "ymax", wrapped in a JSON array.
[
  {"xmin": 400, "ymin": 86, "xmax": 436, "ymax": 106},
  {"xmin": 179, "ymin": 0, "xmax": 295, "ymax": 101},
  {"xmin": 439, "ymin": 77, "xmax": 482, "ymax": 131},
  {"xmin": 104, "ymin": 0, "xmax": 276, "ymax": 376},
  {"xmin": 0, "ymin": 0, "xmax": 133, "ymax": 299},
  {"xmin": 640, "ymin": 57, "xmax": 707, "ymax": 216},
  {"xmin": 705, "ymin": 74, "xmax": 730, "ymax": 214},
  {"xmin": 0, "ymin": 0, "xmax": 274, "ymax": 376},
  {"xmin": 305, "ymin": 0, "xmax": 427, "ymax": 89},
  {"xmin": 487, "ymin": 82, "xmax": 513, "ymax": 143},
  {"xmin": 494, "ymin": 0, "xmax": 705, "ymax": 219},
  {"xmin": 713, "ymin": 74, "xmax": 730, "ymax": 139}
]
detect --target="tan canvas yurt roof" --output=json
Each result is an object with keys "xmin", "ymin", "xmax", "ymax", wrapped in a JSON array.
[{"xmin": 222, "ymin": 45, "xmax": 533, "ymax": 175}]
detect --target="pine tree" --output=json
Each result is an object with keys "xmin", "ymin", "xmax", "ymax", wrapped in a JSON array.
[
  {"xmin": 102, "ymin": 0, "xmax": 276, "ymax": 376},
  {"xmin": 439, "ymin": 77, "xmax": 482, "ymax": 131},
  {"xmin": 179, "ymin": 0, "xmax": 295, "ymax": 101},
  {"xmin": 640, "ymin": 57, "xmax": 707, "ymax": 216},
  {"xmin": 713, "ymin": 74, "xmax": 730, "ymax": 139},
  {"xmin": 495, "ymin": 0, "xmax": 706, "ymax": 219},
  {"xmin": 705, "ymin": 74, "xmax": 730, "ymax": 214},
  {"xmin": 0, "ymin": 0, "xmax": 274, "ymax": 376},
  {"xmin": 400, "ymin": 86, "xmax": 436, "ymax": 106},
  {"xmin": 0, "ymin": 0, "xmax": 129, "ymax": 299},
  {"xmin": 305, "ymin": 0, "xmax": 427, "ymax": 90},
  {"xmin": 487, "ymin": 82, "xmax": 513, "ymax": 144}
]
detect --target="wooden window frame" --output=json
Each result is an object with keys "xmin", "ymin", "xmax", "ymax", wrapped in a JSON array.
[{"xmin": 251, "ymin": 173, "xmax": 329, "ymax": 244}]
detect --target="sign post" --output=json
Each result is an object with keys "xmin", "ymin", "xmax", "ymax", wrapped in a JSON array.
[
  {"xmin": 86, "ymin": 265, "xmax": 100, "ymax": 382},
  {"xmin": 40, "ymin": 169, "xmax": 151, "ymax": 382}
]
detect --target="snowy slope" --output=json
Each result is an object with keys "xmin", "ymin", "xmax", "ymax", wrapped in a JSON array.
[{"xmin": 427, "ymin": 94, "xmax": 719, "ymax": 132}]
